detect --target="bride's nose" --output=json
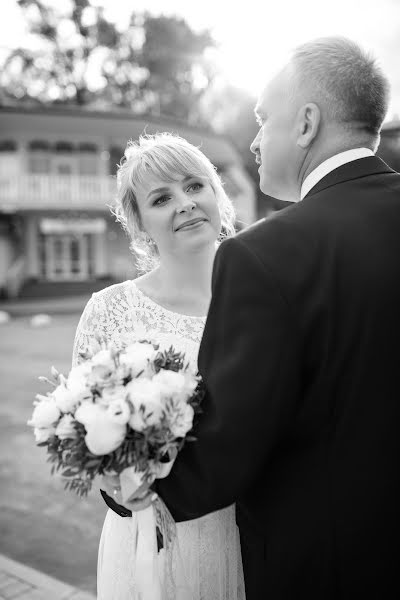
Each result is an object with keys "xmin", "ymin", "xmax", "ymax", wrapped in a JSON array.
[{"xmin": 176, "ymin": 197, "xmax": 196, "ymax": 213}]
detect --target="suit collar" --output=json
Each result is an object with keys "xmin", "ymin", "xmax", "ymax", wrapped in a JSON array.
[{"xmin": 303, "ymin": 155, "xmax": 395, "ymax": 200}]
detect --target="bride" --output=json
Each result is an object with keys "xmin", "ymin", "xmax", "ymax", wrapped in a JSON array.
[{"xmin": 72, "ymin": 133, "xmax": 245, "ymax": 599}]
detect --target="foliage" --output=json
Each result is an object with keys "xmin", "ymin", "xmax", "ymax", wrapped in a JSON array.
[{"xmin": 0, "ymin": 0, "xmax": 216, "ymax": 122}]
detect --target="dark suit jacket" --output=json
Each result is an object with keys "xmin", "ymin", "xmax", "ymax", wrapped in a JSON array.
[{"xmin": 155, "ymin": 156, "xmax": 400, "ymax": 599}]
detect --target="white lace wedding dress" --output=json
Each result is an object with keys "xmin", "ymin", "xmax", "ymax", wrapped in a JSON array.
[{"xmin": 72, "ymin": 280, "xmax": 245, "ymax": 600}]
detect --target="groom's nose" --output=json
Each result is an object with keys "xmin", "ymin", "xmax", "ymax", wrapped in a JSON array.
[{"xmin": 250, "ymin": 130, "xmax": 261, "ymax": 154}]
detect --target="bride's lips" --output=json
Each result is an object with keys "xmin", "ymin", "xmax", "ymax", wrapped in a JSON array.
[{"xmin": 175, "ymin": 218, "xmax": 207, "ymax": 232}]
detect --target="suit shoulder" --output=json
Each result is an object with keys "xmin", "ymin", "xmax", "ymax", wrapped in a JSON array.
[{"xmin": 234, "ymin": 203, "xmax": 304, "ymax": 249}]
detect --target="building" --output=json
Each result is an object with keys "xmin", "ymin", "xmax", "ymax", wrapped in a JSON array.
[{"xmin": 0, "ymin": 105, "xmax": 256, "ymax": 298}]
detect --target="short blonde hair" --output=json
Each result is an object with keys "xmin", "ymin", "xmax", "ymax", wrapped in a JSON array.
[
  {"xmin": 290, "ymin": 37, "xmax": 390, "ymax": 138},
  {"xmin": 112, "ymin": 133, "xmax": 236, "ymax": 273}
]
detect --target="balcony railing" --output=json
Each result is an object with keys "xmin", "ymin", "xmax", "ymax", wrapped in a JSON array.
[{"xmin": 0, "ymin": 174, "xmax": 117, "ymax": 211}]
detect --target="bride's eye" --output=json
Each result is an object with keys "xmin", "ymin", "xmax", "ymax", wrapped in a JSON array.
[
  {"xmin": 187, "ymin": 182, "xmax": 203, "ymax": 193},
  {"xmin": 153, "ymin": 195, "xmax": 170, "ymax": 206}
]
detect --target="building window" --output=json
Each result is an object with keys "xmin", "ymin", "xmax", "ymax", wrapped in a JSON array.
[
  {"xmin": 0, "ymin": 140, "xmax": 19, "ymax": 175},
  {"xmin": 0, "ymin": 140, "xmax": 17, "ymax": 152},
  {"xmin": 29, "ymin": 155, "xmax": 51, "ymax": 173},
  {"xmin": 55, "ymin": 141, "xmax": 75, "ymax": 153},
  {"xmin": 78, "ymin": 143, "xmax": 98, "ymax": 153},
  {"xmin": 29, "ymin": 140, "xmax": 50, "ymax": 152},
  {"xmin": 51, "ymin": 141, "xmax": 77, "ymax": 175},
  {"xmin": 78, "ymin": 144, "xmax": 98, "ymax": 176},
  {"xmin": 28, "ymin": 140, "xmax": 51, "ymax": 174}
]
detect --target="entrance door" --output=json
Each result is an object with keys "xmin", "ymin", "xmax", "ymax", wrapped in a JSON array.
[{"xmin": 44, "ymin": 234, "xmax": 89, "ymax": 280}]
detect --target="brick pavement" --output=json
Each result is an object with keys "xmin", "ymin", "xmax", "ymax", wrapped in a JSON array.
[{"xmin": 0, "ymin": 555, "xmax": 95, "ymax": 600}]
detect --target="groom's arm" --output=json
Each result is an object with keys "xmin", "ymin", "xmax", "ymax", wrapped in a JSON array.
[{"xmin": 156, "ymin": 235, "xmax": 301, "ymax": 521}]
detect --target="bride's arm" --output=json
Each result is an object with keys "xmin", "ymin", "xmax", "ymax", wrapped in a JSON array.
[
  {"xmin": 71, "ymin": 293, "xmax": 106, "ymax": 367},
  {"xmin": 72, "ymin": 294, "xmax": 136, "ymax": 516},
  {"xmin": 155, "ymin": 234, "xmax": 301, "ymax": 521}
]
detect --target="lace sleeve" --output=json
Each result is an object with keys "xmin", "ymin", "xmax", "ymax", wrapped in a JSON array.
[{"xmin": 72, "ymin": 293, "xmax": 109, "ymax": 367}]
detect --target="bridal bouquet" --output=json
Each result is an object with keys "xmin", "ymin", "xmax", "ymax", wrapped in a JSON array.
[
  {"xmin": 28, "ymin": 339, "xmax": 203, "ymax": 599},
  {"xmin": 28, "ymin": 340, "xmax": 203, "ymax": 499}
]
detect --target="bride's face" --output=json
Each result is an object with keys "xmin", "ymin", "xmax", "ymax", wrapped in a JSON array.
[{"xmin": 135, "ymin": 173, "xmax": 222, "ymax": 257}]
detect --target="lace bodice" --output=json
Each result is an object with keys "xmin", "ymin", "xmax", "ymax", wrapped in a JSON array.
[{"xmin": 72, "ymin": 280, "xmax": 206, "ymax": 368}]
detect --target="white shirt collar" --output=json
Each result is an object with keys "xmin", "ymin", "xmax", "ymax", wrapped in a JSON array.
[{"xmin": 300, "ymin": 148, "xmax": 374, "ymax": 200}]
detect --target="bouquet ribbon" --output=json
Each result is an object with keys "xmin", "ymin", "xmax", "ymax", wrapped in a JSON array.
[
  {"xmin": 119, "ymin": 459, "xmax": 183, "ymax": 599},
  {"xmin": 135, "ymin": 506, "xmax": 163, "ymax": 599}
]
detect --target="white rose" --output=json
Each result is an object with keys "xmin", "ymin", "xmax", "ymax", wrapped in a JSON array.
[
  {"xmin": 107, "ymin": 398, "xmax": 131, "ymax": 425},
  {"xmin": 73, "ymin": 400, "xmax": 126, "ymax": 455},
  {"xmin": 91, "ymin": 348, "xmax": 115, "ymax": 369},
  {"xmin": 120, "ymin": 342, "xmax": 156, "ymax": 378},
  {"xmin": 166, "ymin": 401, "xmax": 194, "ymax": 438},
  {"xmin": 89, "ymin": 349, "xmax": 117, "ymax": 386},
  {"xmin": 128, "ymin": 409, "xmax": 150, "ymax": 432},
  {"xmin": 153, "ymin": 369, "xmax": 185, "ymax": 394},
  {"xmin": 182, "ymin": 369, "xmax": 199, "ymax": 396},
  {"xmin": 128, "ymin": 401, "xmax": 164, "ymax": 430},
  {"xmin": 34, "ymin": 427, "xmax": 56, "ymax": 443},
  {"xmin": 74, "ymin": 401, "xmax": 100, "ymax": 428},
  {"xmin": 126, "ymin": 377, "xmax": 162, "ymax": 405},
  {"xmin": 28, "ymin": 396, "xmax": 61, "ymax": 428},
  {"xmin": 67, "ymin": 363, "xmax": 92, "ymax": 399},
  {"xmin": 55, "ymin": 414, "xmax": 78, "ymax": 440},
  {"xmin": 153, "ymin": 369, "xmax": 198, "ymax": 401},
  {"xmin": 126, "ymin": 378, "xmax": 164, "ymax": 431},
  {"xmin": 84, "ymin": 414, "xmax": 127, "ymax": 455},
  {"xmin": 52, "ymin": 384, "xmax": 79, "ymax": 414},
  {"xmin": 100, "ymin": 385, "xmax": 127, "ymax": 408}
]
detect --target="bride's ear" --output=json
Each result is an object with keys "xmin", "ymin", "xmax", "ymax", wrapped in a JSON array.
[{"xmin": 296, "ymin": 103, "xmax": 321, "ymax": 149}]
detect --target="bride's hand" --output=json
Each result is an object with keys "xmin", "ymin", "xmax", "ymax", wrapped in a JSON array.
[
  {"xmin": 101, "ymin": 472, "xmax": 157, "ymax": 511},
  {"xmin": 122, "ymin": 479, "xmax": 157, "ymax": 511},
  {"xmin": 124, "ymin": 488, "xmax": 157, "ymax": 512},
  {"xmin": 101, "ymin": 472, "xmax": 125, "ymax": 506}
]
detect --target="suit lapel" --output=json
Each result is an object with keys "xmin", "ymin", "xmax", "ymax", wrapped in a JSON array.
[{"xmin": 303, "ymin": 156, "xmax": 396, "ymax": 200}]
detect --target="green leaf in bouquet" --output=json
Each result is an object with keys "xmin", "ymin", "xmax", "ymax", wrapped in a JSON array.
[
  {"xmin": 38, "ymin": 376, "xmax": 57, "ymax": 388},
  {"xmin": 153, "ymin": 346, "xmax": 186, "ymax": 373},
  {"xmin": 51, "ymin": 366, "xmax": 60, "ymax": 381},
  {"xmin": 62, "ymin": 468, "xmax": 80, "ymax": 477},
  {"xmin": 85, "ymin": 458, "xmax": 102, "ymax": 468}
]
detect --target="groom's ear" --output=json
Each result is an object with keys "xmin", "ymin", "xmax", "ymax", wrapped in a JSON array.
[{"xmin": 296, "ymin": 103, "xmax": 321, "ymax": 149}]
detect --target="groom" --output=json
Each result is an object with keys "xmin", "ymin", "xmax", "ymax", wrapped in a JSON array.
[{"xmin": 112, "ymin": 37, "xmax": 400, "ymax": 598}]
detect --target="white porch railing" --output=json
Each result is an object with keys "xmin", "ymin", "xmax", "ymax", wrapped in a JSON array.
[{"xmin": 0, "ymin": 174, "xmax": 116, "ymax": 211}]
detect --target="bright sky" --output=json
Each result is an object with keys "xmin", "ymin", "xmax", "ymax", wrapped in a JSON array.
[{"xmin": 3, "ymin": 0, "xmax": 400, "ymax": 119}]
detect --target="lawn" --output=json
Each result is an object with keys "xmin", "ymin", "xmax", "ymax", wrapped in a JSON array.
[{"xmin": 0, "ymin": 314, "xmax": 106, "ymax": 595}]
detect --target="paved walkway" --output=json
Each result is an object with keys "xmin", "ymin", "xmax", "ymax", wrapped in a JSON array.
[
  {"xmin": 0, "ymin": 555, "xmax": 95, "ymax": 600},
  {"xmin": 0, "ymin": 295, "xmax": 90, "ymax": 317}
]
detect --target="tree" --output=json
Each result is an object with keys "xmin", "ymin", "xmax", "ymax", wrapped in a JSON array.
[
  {"xmin": 0, "ymin": 0, "xmax": 216, "ymax": 122},
  {"xmin": 138, "ymin": 15, "xmax": 215, "ymax": 122}
]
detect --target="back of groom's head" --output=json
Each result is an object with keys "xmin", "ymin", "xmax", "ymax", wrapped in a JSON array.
[{"xmin": 289, "ymin": 37, "xmax": 390, "ymax": 140}]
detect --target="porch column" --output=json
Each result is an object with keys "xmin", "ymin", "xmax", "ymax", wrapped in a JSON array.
[
  {"xmin": 25, "ymin": 216, "xmax": 40, "ymax": 278},
  {"xmin": 93, "ymin": 230, "xmax": 107, "ymax": 277}
]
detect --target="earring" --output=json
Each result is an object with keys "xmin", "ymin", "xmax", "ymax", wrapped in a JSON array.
[{"xmin": 145, "ymin": 234, "xmax": 155, "ymax": 245}]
